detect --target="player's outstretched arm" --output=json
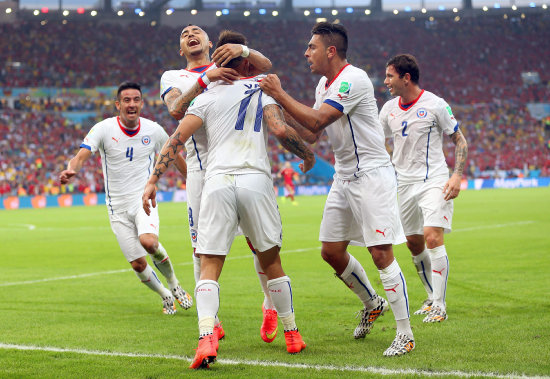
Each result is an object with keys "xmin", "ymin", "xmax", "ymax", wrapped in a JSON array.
[
  {"xmin": 212, "ymin": 44, "xmax": 272, "ymax": 74},
  {"xmin": 443, "ymin": 130, "xmax": 468, "ymax": 201},
  {"xmin": 59, "ymin": 148, "xmax": 92, "ymax": 184},
  {"xmin": 264, "ymin": 104, "xmax": 315, "ymax": 173},
  {"xmin": 260, "ymin": 74, "xmax": 342, "ymax": 133},
  {"xmin": 143, "ymin": 115, "xmax": 203, "ymax": 215},
  {"xmin": 164, "ymin": 68, "xmax": 240, "ymax": 120}
]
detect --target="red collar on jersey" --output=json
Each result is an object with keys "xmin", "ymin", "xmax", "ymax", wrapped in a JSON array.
[
  {"xmin": 325, "ymin": 63, "xmax": 351, "ymax": 90},
  {"xmin": 117, "ymin": 116, "xmax": 141, "ymax": 137},
  {"xmin": 187, "ymin": 62, "xmax": 215, "ymax": 73},
  {"xmin": 399, "ymin": 89, "xmax": 424, "ymax": 111}
]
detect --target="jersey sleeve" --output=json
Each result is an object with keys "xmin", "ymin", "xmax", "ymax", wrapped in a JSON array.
[
  {"xmin": 434, "ymin": 98, "xmax": 459, "ymax": 135},
  {"xmin": 154, "ymin": 124, "xmax": 170, "ymax": 153},
  {"xmin": 160, "ymin": 71, "xmax": 178, "ymax": 101},
  {"xmin": 323, "ymin": 71, "xmax": 371, "ymax": 115},
  {"xmin": 186, "ymin": 91, "xmax": 213, "ymax": 121},
  {"xmin": 379, "ymin": 102, "xmax": 392, "ymax": 138},
  {"xmin": 261, "ymin": 92, "xmax": 278, "ymax": 108},
  {"xmin": 80, "ymin": 122, "xmax": 104, "ymax": 153}
]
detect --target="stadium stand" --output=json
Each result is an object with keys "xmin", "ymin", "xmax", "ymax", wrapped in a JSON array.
[{"xmin": 1, "ymin": 13, "xmax": 549, "ymax": 196}]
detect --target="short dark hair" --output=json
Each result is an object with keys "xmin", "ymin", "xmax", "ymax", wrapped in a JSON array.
[
  {"xmin": 311, "ymin": 22, "xmax": 348, "ymax": 59},
  {"xmin": 117, "ymin": 82, "xmax": 142, "ymax": 100},
  {"xmin": 215, "ymin": 30, "xmax": 247, "ymax": 69},
  {"xmin": 386, "ymin": 54, "xmax": 420, "ymax": 84}
]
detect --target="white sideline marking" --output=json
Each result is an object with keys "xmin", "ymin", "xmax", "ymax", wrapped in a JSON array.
[
  {"xmin": 0, "ymin": 343, "xmax": 545, "ymax": 378},
  {"xmin": 0, "ymin": 247, "xmax": 318, "ymax": 287},
  {"xmin": 453, "ymin": 220, "xmax": 534, "ymax": 233}
]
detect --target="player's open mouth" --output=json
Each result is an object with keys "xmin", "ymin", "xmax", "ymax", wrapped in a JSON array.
[{"xmin": 188, "ymin": 39, "xmax": 200, "ymax": 47}]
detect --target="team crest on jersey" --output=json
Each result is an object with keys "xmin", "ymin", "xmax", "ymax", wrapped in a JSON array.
[
  {"xmin": 417, "ymin": 108, "xmax": 428, "ymax": 118},
  {"xmin": 141, "ymin": 135, "xmax": 151, "ymax": 145},
  {"xmin": 191, "ymin": 229, "xmax": 197, "ymax": 243}
]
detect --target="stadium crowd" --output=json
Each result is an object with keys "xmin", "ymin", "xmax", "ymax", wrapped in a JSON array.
[{"xmin": 1, "ymin": 13, "xmax": 549, "ymax": 196}]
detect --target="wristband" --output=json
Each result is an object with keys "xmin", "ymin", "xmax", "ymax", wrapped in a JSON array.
[
  {"xmin": 197, "ymin": 73, "xmax": 210, "ymax": 88},
  {"xmin": 240, "ymin": 44, "xmax": 250, "ymax": 58}
]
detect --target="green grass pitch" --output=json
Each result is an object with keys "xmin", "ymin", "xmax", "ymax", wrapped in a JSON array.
[{"xmin": 1, "ymin": 187, "xmax": 549, "ymax": 378}]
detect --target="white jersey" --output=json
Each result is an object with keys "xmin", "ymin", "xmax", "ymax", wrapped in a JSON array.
[
  {"xmin": 80, "ymin": 116, "xmax": 169, "ymax": 214},
  {"xmin": 379, "ymin": 90, "xmax": 459, "ymax": 184},
  {"xmin": 314, "ymin": 64, "xmax": 391, "ymax": 180},
  {"xmin": 186, "ymin": 76, "xmax": 278, "ymax": 181},
  {"xmin": 160, "ymin": 63, "xmax": 216, "ymax": 172}
]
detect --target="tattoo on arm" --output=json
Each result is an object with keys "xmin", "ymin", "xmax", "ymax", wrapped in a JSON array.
[
  {"xmin": 152, "ymin": 132, "xmax": 186, "ymax": 180},
  {"xmin": 165, "ymin": 84, "xmax": 204, "ymax": 117},
  {"xmin": 451, "ymin": 130, "xmax": 468, "ymax": 176},
  {"xmin": 265, "ymin": 105, "xmax": 314, "ymax": 161}
]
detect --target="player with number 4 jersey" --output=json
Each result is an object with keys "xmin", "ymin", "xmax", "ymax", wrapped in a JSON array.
[{"xmin": 59, "ymin": 82, "xmax": 193, "ymax": 315}]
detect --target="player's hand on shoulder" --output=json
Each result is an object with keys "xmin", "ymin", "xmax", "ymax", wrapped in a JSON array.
[
  {"xmin": 206, "ymin": 67, "xmax": 240, "ymax": 84},
  {"xmin": 212, "ymin": 44, "xmax": 243, "ymax": 67},
  {"xmin": 59, "ymin": 169, "xmax": 76, "ymax": 184},
  {"xmin": 299, "ymin": 155, "xmax": 316, "ymax": 174},
  {"xmin": 259, "ymin": 74, "xmax": 282, "ymax": 97}
]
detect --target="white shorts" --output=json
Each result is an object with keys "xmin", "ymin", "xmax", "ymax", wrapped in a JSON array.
[
  {"xmin": 196, "ymin": 173, "xmax": 282, "ymax": 255},
  {"xmin": 109, "ymin": 202, "xmax": 159, "ymax": 262},
  {"xmin": 398, "ymin": 177, "xmax": 453, "ymax": 235},
  {"xmin": 319, "ymin": 165, "xmax": 406, "ymax": 247},
  {"xmin": 186, "ymin": 169, "xmax": 246, "ymax": 249},
  {"xmin": 186, "ymin": 170, "xmax": 206, "ymax": 248}
]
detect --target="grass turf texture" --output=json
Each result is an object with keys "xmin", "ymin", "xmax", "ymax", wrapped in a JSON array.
[{"xmin": 1, "ymin": 187, "xmax": 549, "ymax": 378}]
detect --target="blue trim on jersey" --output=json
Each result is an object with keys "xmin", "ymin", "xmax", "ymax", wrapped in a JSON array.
[
  {"xmin": 123, "ymin": 127, "xmax": 139, "ymax": 137},
  {"xmin": 453, "ymin": 122, "xmax": 459, "ymax": 133},
  {"xmin": 424, "ymin": 124, "xmax": 433, "ymax": 182},
  {"xmin": 421, "ymin": 261, "xmax": 433, "ymax": 292},
  {"xmin": 347, "ymin": 115, "xmax": 361, "ymax": 178},
  {"xmin": 190, "ymin": 65, "xmax": 209, "ymax": 73},
  {"xmin": 191, "ymin": 135, "xmax": 203, "ymax": 170},
  {"xmin": 399, "ymin": 272, "xmax": 410, "ymax": 318},
  {"xmin": 400, "ymin": 100, "xmax": 415, "ymax": 110},
  {"xmin": 324, "ymin": 99, "xmax": 344, "ymax": 113},
  {"xmin": 80, "ymin": 143, "xmax": 91, "ymax": 150},
  {"xmin": 148, "ymin": 154, "xmax": 152, "ymax": 176},
  {"xmin": 104, "ymin": 154, "xmax": 114, "ymax": 214},
  {"xmin": 352, "ymin": 272, "xmax": 373, "ymax": 298},
  {"xmin": 161, "ymin": 86, "xmax": 173, "ymax": 101}
]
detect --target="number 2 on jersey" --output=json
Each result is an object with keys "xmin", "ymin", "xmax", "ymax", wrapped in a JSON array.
[
  {"xmin": 401, "ymin": 121, "xmax": 409, "ymax": 137},
  {"xmin": 126, "ymin": 147, "xmax": 134, "ymax": 161},
  {"xmin": 234, "ymin": 85, "xmax": 263, "ymax": 132}
]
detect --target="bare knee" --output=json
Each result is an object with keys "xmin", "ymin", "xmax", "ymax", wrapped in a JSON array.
[
  {"xmin": 131, "ymin": 257, "xmax": 147, "ymax": 273},
  {"xmin": 424, "ymin": 227, "xmax": 444, "ymax": 249},
  {"xmin": 139, "ymin": 233, "xmax": 159, "ymax": 254},
  {"xmin": 367, "ymin": 244, "xmax": 395, "ymax": 269},
  {"xmin": 406, "ymin": 235, "xmax": 426, "ymax": 256}
]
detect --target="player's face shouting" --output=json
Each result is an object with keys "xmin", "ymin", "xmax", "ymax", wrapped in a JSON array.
[
  {"xmin": 116, "ymin": 89, "xmax": 143, "ymax": 127},
  {"xmin": 179, "ymin": 25, "xmax": 211, "ymax": 58}
]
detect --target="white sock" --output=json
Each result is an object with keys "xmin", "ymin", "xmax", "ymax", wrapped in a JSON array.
[
  {"xmin": 193, "ymin": 251, "xmax": 201, "ymax": 284},
  {"xmin": 267, "ymin": 276, "xmax": 296, "ymax": 331},
  {"xmin": 337, "ymin": 254, "xmax": 378, "ymax": 309},
  {"xmin": 412, "ymin": 249, "xmax": 434, "ymax": 301},
  {"xmin": 429, "ymin": 245, "xmax": 449, "ymax": 310},
  {"xmin": 151, "ymin": 243, "xmax": 178, "ymax": 289},
  {"xmin": 135, "ymin": 264, "xmax": 170, "ymax": 298},
  {"xmin": 253, "ymin": 253, "xmax": 275, "ymax": 310},
  {"xmin": 379, "ymin": 259, "xmax": 412, "ymax": 338},
  {"xmin": 195, "ymin": 280, "xmax": 220, "ymax": 336}
]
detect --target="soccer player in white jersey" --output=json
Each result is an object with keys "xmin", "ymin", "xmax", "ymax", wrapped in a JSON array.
[
  {"xmin": 379, "ymin": 54, "xmax": 468, "ymax": 323},
  {"xmin": 260, "ymin": 22, "xmax": 414, "ymax": 356},
  {"xmin": 144, "ymin": 30, "xmax": 315, "ymax": 369},
  {"xmin": 59, "ymin": 82, "xmax": 193, "ymax": 315},
  {"xmin": 160, "ymin": 25, "xmax": 279, "ymax": 343}
]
